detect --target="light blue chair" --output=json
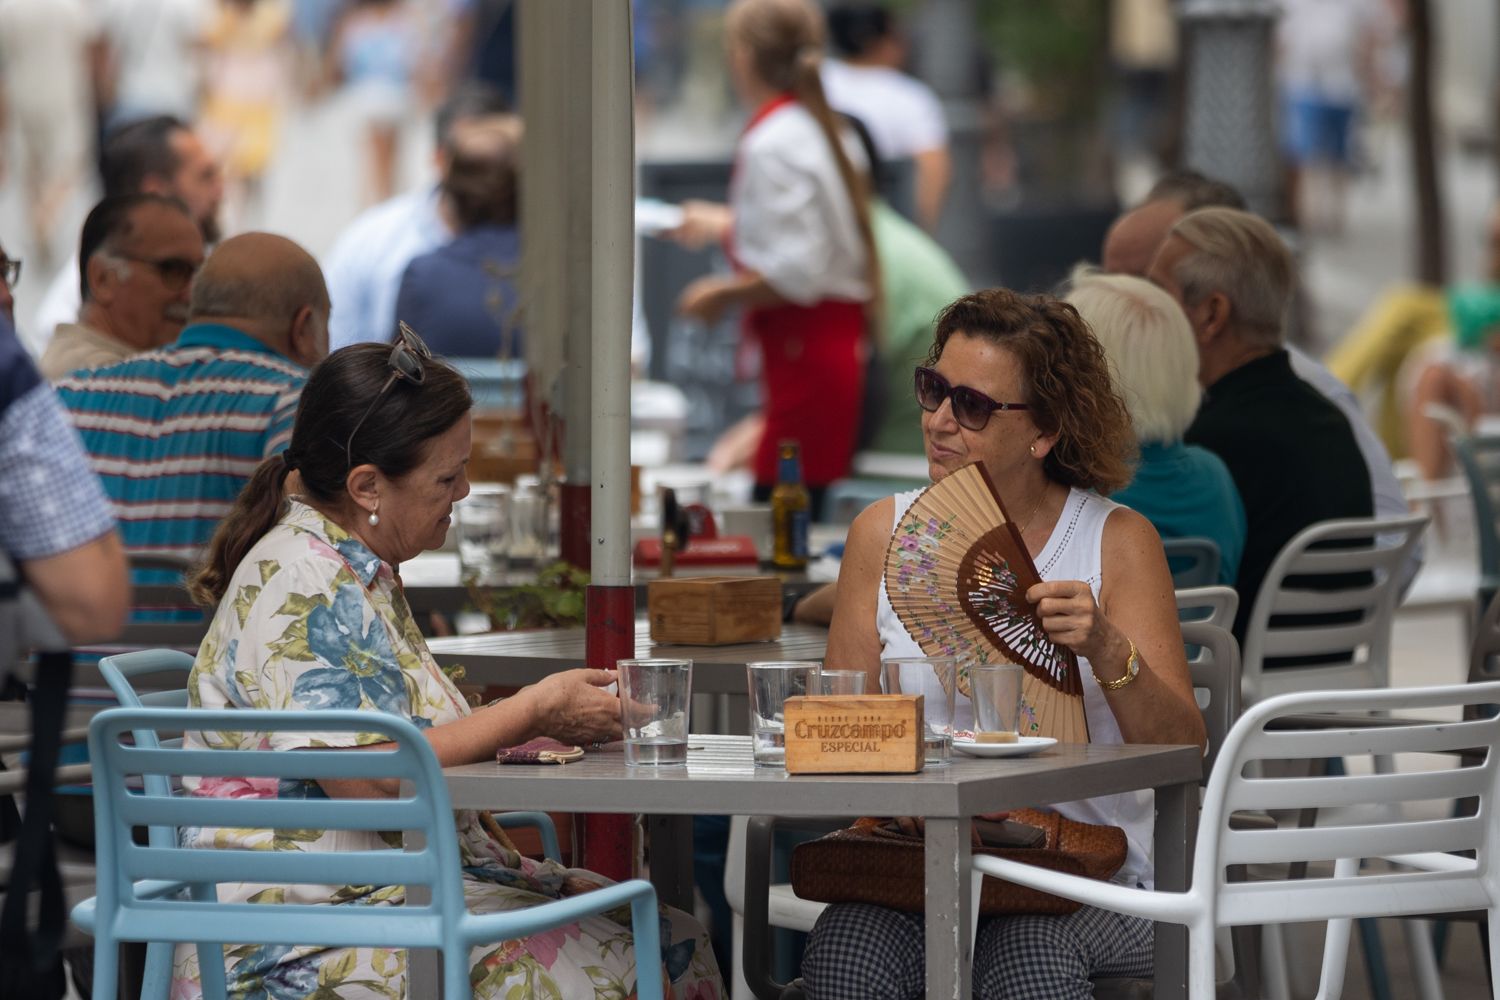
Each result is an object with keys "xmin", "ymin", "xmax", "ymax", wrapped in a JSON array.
[
  {"xmin": 91, "ymin": 652, "xmax": 567, "ymax": 998},
  {"xmin": 71, "ymin": 707, "xmax": 664, "ymax": 1000}
]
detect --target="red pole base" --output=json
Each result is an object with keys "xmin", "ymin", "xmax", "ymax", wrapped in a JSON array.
[
  {"xmin": 559, "ymin": 481, "xmax": 591, "ymax": 571},
  {"xmin": 580, "ymin": 584, "xmax": 636, "ymax": 880}
]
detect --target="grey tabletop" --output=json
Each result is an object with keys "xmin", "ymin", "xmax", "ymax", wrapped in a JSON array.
[
  {"xmin": 428, "ymin": 618, "xmax": 831, "ymax": 692},
  {"xmin": 444, "ymin": 734, "xmax": 1203, "ymax": 999}
]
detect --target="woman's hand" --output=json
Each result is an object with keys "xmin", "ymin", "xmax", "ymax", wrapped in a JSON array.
[
  {"xmin": 526, "ymin": 669, "xmax": 622, "ymax": 746},
  {"xmin": 676, "ymin": 275, "xmax": 738, "ymax": 326},
  {"xmin": 1026, "ymin": 580, "xmax": 1130, "ymax": 670},
  {"xmin": 664, "ymin": 199, "xmax": 733, "ymax": 250}
]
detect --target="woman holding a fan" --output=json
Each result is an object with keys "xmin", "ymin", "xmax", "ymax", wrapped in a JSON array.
[{"xmin": 805, "ymin": 288, "xmax": 1206, "ymax": 999}]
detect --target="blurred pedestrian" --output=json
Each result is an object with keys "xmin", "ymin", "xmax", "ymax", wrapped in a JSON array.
[
  {"xmin": 0, "ymin": 0, "xmax": 105, "ymax": 269},
  {"xmin": 99, "ymin": 0, "xmax": 210, "ymax": 125},
  {"xmin": 323, "ymin": 82, "xmax": 508, "ymax": 350},
  {"xmin": 330, "ymin": 0, "xmax": 420, "ymax": 205},
  {"xmin": 393, "ymin": 115, "xmax": 522, "ymax": 358},
  {"xmin": 199, "ymin": 0, "xmax": 294, "ymax": 230},
  {"xmin": 820, "ymin": 2, "xmax": 949, "ymax": 232}
]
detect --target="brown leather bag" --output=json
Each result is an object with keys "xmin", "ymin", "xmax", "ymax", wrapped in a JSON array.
[{"xmin": 789, "ymin": 808, "xmax": 1128, "ymax": 917}]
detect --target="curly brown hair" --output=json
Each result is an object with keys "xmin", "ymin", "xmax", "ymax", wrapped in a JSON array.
[{"xmin": 927, "ymin": 288, "xmax": 1137, "ymax": 494}]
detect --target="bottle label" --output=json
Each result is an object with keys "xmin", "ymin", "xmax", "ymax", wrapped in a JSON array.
[{"xmin": 790, "ymin": 508, "xmax": 809, "ymax": 560}]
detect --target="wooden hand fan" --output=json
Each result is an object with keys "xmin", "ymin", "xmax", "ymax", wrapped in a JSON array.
[{"xmin": 884, "ymin": 462, "xmax": 1089, "ymax": 743}]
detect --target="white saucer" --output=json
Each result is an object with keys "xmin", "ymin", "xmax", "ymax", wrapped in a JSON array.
[{"xmin": 952, "ymin": 736, "xmax": 1057, "ymax": 758}]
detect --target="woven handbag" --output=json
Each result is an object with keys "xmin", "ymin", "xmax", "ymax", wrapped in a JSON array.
[{"xmin": 789, "ymin": 808, "xmax": 1127, "ymax": 917}]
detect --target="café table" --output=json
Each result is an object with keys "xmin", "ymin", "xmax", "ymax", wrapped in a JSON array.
[
  {"xmin": 444, "ymin": 734, "xmax": 1203, "ymax": 999},
  {"xmin": 398, "ymin": 553, "xmax": 828, "ymax": 616},
  {"xmin": 427, "ymin": 617, "xmax": 830, "ymax": 696}
]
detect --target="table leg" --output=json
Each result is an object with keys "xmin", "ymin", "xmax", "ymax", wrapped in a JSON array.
[
  {"xmin": 1153, "ymin": 779, "xmax": 1195, "ymax": 1000},
  {"xmin": 646, "ymin": 813, "xmax": 696, "ymax": 913},
  {"xmin": 924, "ymin": 816, "xmax": 972, "ymax": 1000}
]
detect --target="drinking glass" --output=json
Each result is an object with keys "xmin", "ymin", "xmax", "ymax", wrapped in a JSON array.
[
  {"xmin": 619, "ymin": 659, "xmax": 693, "ymax": 766},
  {"xmin": 969, "ymin": 662, "xmax": 1024, "ymax": 743},
  {"xmin": 880, "ymin": 657, "xmax": 957, "ymax": 765},
  {"xmin": 510, "ymin": 487, "xmax": 548, "ymax": 564},
  {"xmin": 819, "ymin": 670, "xmax": 867, "ymax": 695},
  {"xmin": 455, "ymin": 487, "xmax": 511, "ymax": 585},
  {"xmin": 746, "ymin": 661, "xmax": 821, "ymax": 767}
]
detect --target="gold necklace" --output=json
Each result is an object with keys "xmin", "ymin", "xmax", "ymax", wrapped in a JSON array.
[{"xmin": 1017, "ymin": 484, "xmax": 1052, "ymax": 537}]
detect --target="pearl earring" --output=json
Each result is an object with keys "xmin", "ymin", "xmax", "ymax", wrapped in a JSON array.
[
  {"xmin": 1029, "ymin": 444, "xmax": 1036, "ymax": 456},
  {"xmin": 368, "ymin": 510, "xmax": 380, "ymax": 526}
]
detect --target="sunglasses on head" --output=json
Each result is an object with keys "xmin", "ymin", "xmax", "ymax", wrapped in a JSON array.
[
  {"xmin": 913, "ymin": 366, "xmax": 1029, "ymax": 432},
  {"xmin": 344, "ymin": 322, "xmax": 433, "ymax": 471}
]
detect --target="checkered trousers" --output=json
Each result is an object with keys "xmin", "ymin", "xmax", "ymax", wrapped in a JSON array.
[{"xmin": 800, "ymin": 901, "xmax": 1154, "ymax": 1000}]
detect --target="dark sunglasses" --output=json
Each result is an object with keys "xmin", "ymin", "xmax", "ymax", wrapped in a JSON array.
[
  {"xmin": 344, "ymin": 322, "xmax": 433, "ymax": 470},
  {"xmin": 914, "ymin": 366, "xmax": 1029, "ymax": 432},
  {"xmin": 114, "ymin": 252, "xmax": 200, "ymax": 292},
  {"xmin": 0, "ymin": 257, "xmax": 21, "ymax": 290}
]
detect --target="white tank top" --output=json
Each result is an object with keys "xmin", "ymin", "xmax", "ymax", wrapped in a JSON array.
[{"xmin": 875, "ymin": 486, "xmax": 1155, "ymax": 886}]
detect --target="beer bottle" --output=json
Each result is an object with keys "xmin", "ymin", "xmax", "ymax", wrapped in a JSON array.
[{"xmin": 771, "ymin": 439, "xmax": 810, "ymax": 570}]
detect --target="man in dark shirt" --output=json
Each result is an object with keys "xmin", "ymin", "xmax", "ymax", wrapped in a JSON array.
[{"xmin": 1148, "ymin": 207, "xmax": 1373, "ymax": 639}]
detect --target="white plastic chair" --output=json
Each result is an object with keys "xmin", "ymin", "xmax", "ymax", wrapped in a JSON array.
[
  {"xmin": 970, "ymin": 682, "xmax": 1500, "ymax": 999},
  {"xmin": 1176, "ymin": 585, "xmax": 1239, "ymax": 631},
  {"xmin": 1240, "ymin": 515, "xmax": 1428, "ymax": 707}
]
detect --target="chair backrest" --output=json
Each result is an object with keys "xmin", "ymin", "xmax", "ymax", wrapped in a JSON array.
[
  {"xmin": 1180, "ymin": 622, "xmax": 1240, "ymax": 780},
  {"xmin": 1175, "ymin": 585, "xmax": 1239, "ymax": 631},
  {"xmin": 88, "ymin": 707, "xmax": 470, "ymax": 958},
  {"xmin": 119, "ymin": 552, "xmax": 209, "ymax": 649},
  {"xmin": 1164, "ymin": 537, "xmax": 1222, "ymax": 590},
  {"xmin": 1191, "ymin": 682, "xmax": 1500, "ymax": 926},
  {"xmin": 1240, "ymin": 515, "xmax": 1428, "ymax": 704},
  {"xmin": 1454, "ymin": 434, "xmax": 1500, "ymax": 583},
  {"xmin": 1471, "ymin": 588, "xmax": 1500, "ymax": 687},
  {"xmin": 97, "ymin": 650, "xmax": 196, "ymax": 847}
]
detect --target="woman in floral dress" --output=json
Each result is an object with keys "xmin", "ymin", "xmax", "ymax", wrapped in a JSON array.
[{"xmin": 179, "ymin": 334, "xmax": 723, "ymax": 999}]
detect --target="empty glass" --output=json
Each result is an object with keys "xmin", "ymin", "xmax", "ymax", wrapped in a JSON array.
[
  {"xmin": 880, "ymin": 657, "xmax": 958, "ymax": 765},
  {"xmin": 746, "ymin": 661, "xmax": 821, "ymax": 767},
  {"xmin": 455, "ymin": 487, "xmax": 511, "ymax": 585},
  {"xmin": 510, "ymin": 487, "xmax": 548, "ymax": 564},
  {"xmin": 969, "ymin": 662, "xmax": 1024, "ymax": 743},
  {"xmin": 819, "ymin": 670, "xmax": 867, "ymax": 695},
  {"xmin": 619, "ymin": 659, "xmax": 693, "ymax": 766}
]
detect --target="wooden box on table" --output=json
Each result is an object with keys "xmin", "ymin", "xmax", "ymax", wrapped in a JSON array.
[{"xmin": 647, "ymin": 576, "xmax": 782, "ymax": 645}]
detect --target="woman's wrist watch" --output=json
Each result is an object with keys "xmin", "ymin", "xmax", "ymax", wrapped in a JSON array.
[{"xmin": 1092, "ymin": 637, "xmax": 1140, "ymax": 691}]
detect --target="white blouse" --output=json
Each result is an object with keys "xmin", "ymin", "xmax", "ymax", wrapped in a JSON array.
[{"xmin": 730, "ymin": 101, "xmax": 871, "ymax": 306}]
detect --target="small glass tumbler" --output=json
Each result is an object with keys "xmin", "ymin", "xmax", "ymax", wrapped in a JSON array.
[
  {"xmin": 510, "ymin": 487, "xmax": 548, "ymax": 565},
  {"xmin": 746, "ymin": 661, "xmax": 821, "ymax": 767},
  {"xmin": 819, "ymin": 670, "xmax": 867, "ymax": 695},
  {"xmin": 969, "ymin": 662, "xmax": 1024, "ymax": 744},
  {"xmin": 880, "ymin": 657, "xmax": 958, "ymax": 765},
  {"xmin": 455, "ymin": 488, "xmax": 511, "ymax": 585},
  {"xmin": 619, "ymin": 659, "xmax": 693, "ymax": 766}
]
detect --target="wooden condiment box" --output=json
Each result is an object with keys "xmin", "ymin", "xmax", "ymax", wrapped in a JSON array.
[
  {"xmin": 784, "ymin": 694, "xmax": 925, "ymax": 774},
  {"xmin": 647, "ymin": 576, "xmax": 782, "ymax": 645}
]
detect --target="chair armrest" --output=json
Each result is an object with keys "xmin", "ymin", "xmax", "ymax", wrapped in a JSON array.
[
  {"xmin": 460, "ymin": 877, "xmax": 659, "ymax": 950},
  {"xmin": 971, "ymin": 855, "xmax": 1200, "ymax": 926},
  {"xmin": 492, "ymin": 810, "xmax": 561, "ymax": 861},
  {"xmin": 70, "ymin": 879, "xmax": 196, "ymax": 933}
]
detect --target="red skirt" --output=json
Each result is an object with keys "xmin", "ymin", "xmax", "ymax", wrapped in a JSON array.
[{"xmin": 747, "ymin": 299, "xmax": 867, "ymax": 488}]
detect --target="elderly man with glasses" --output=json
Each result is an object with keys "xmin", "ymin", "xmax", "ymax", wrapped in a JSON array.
[
  {"xmin": 38, "ymin": 193, "xmax": 204, "ymax": 380},
  {"xmin": 53, "ymin": 232, "xmax": 328, "ymax": 572}
]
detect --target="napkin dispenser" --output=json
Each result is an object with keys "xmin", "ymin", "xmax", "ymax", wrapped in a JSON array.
[{"xmin": 783, "ymin": 695, "xmax": 925, "ymax": 774}]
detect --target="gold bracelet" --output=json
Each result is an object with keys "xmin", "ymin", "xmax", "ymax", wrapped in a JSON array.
[{"xmin": 1093, "ymin": 637, "xmax": 1140, "ymax": 691}]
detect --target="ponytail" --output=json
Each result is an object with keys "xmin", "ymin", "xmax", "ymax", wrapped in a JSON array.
[
  {"xmin": 188, "ymin": 454, "xmax": 292, "ymax": 607},
  {"xmin": 790, "ymin": 47, "xmax": 883, "ymax": 342}
]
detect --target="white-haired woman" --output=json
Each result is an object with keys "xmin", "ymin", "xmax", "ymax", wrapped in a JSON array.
[{"xmin": 1067, "ymin": 269, "xmax": 1246, "ymax": 585}]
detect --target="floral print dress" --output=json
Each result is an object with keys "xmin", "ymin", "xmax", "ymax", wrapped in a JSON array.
[{"xmin": 177, "ymin": 501, "xmax": 723, "ymax": 1000}]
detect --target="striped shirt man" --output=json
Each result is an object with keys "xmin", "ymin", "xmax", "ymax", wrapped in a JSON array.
[{"xmin": 54, "ymin": 322, "xmax": 307, "ymax": 561}]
